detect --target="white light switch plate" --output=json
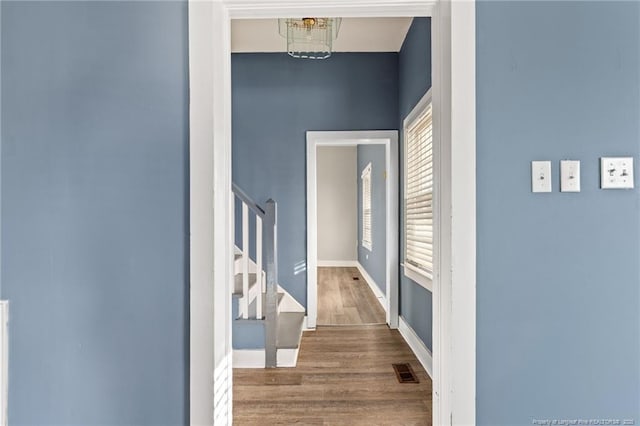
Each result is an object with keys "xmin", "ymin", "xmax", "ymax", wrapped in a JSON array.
[
  {"xmin": 532, "ymin": 161, "xmax": 552, "ymax": 193},
  {"xmin": 601, "ymin": 157, "xmax": 634, "ymax": 189},
  {"xmin": 560, "ymin": 160, "xmax": 580, "ymax": 192}
]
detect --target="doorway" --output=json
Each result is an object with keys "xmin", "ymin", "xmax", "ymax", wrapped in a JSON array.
[
  {"xmin": 314, "ymin": 142, "xmax": 392, "ymax": 326},
  {"xmin": 188, "ymin": 2, "xmax": 477, "ymax": 425},
  {"xmin": 307, "ymin": 131, "xmax": 399, "ymax": 329}
]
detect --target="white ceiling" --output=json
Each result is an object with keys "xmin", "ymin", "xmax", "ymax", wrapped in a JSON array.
[{"xmin": 231, "ymin": 18, "xmax": 413, "ymax": 53}]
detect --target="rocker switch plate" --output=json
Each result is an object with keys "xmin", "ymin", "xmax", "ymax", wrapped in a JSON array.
[{"xmin": 531, "ymin": 161, "xmax": 552, "ymax": 193}]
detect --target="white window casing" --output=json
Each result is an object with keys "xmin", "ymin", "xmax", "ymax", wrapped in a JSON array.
[
  {"xmin": 404, "ymin": 90, "xmax": 434, "ymax": 290},
  {"xmin": 362, "ymin": 162, "xmax": 372, "ymax": 251}
]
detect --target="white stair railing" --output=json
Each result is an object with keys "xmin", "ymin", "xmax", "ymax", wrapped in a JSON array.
[
  {"xmin": 232, "ymin": 184, "xmax": 267, "ymax": 320},
  {"xmin": 232, "ymin": 184, "xmax": 279, "ymax": 367}
]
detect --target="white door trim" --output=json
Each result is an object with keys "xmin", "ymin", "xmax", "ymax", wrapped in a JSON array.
[
  {"xmin": 306, "ymin": 131, "xmax": 399, "ymax": 329},
  {"xmin": 188, "ymin": 1, "xmax": 233, "ymax": 424},
  {"xmin": 188, "ymin": 0, "xmax": 476, "ymax": 425},
  {"xmin": 449, "ymin": 2, "xmax": 476, "ymax": 424}
]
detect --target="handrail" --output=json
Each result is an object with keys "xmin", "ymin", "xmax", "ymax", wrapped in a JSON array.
[{"xmin": 232, "ymin": 183, "xmax": 265, "ymax": 217}]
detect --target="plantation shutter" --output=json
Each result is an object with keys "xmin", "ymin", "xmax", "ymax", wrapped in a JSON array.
[
  {"xmin": 362, "ymin": 163, "xmax": 372, "ymax": 250},
  {"xmin": 405, "ymin": 103, "xmax": 433, "ymax": 277}
]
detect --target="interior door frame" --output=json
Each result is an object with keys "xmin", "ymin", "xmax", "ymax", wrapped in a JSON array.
[
  {"xmin": 306, "ymin": 131, "xmax": 399, "ymax": 329},
  {"xmin": 188, "ymin": 1, "xmax": 476, "ymax": 425}
]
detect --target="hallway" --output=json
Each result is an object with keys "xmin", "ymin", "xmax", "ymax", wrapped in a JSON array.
[
  {"xmin": 233, "ymin": 325, "xmax": 432, "ymax": 425},
  {"xmin": 317, "ymin": 267, "xmax": 386, "ymax": 325}
]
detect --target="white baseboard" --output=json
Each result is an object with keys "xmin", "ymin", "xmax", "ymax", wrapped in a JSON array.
[
  {"xmin": 233, "ymin": 349, "xmax": 265, "ymax": 368},
  {"xmin": 276, "ymin": 348, "xmax": 299, "ymax": 368},
  {"xmin": 317, "ymin": 260, "xmax": 358, "ymax": 267},
  {"xmin": 398, "ymin": 316, "xmax": 433, "ymax": 379},
  {"xmin": 356, "ymin": 262, "xmax": 387, "ymax": 313},
  {"xmin": 233, "ymin": 348, "xmax": 300, "ymax": 368}
]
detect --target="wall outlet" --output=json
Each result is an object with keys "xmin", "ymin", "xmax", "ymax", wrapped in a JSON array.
[
  {"xmin": 600, "ymin": 157, "xmax": 634, "ymax": 189},
  {"xmin": 560, "ymin": 160, "xmax": 580, "ymax": 192},
  {"xmin": 531, "ymin": 161, "xmax": 552, "ymax": 193}
]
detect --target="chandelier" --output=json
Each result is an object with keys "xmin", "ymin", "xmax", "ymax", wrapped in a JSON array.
[{"xmin": 278, "ymin": 18, "xmax": 342, "ymax": 60}]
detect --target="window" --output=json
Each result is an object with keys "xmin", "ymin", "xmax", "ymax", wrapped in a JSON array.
[
  {"xmin": 361, "ymin": 163, "xmax": 372, "ymax": 251},
  {"xmin": 404, "ymin": 91, "xmax": 434, "ymax": 288}
]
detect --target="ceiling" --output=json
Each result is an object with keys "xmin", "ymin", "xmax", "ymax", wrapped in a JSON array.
[{"xmin": 231, "ymin": 18, "xmax": 414, "ymax": 53}]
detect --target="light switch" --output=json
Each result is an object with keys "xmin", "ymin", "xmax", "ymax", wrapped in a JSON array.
[
  {"xmin": 531, "ymin": 161, "xmax": 552, "ymax": 193},
  {"xmin": 560, "ymin": 160, "xmax": 581, "ymax": 192},
  {"xmin": 600, "ymin": 157, "xmax": 634, "ymax": 189}
]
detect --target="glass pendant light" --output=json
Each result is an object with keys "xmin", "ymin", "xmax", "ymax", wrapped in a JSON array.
[{"xmin": 278, "ymin": 18, "xmax": 342, "ymax": 59}]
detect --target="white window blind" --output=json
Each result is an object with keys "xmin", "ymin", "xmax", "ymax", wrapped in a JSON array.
[
  {"xmin": 362, "ymin": 163, "xmax": 372, "ymax": 251},
  {"xmin": 405, "ymin": 101, "xmax": 433, "ymax": 278}
]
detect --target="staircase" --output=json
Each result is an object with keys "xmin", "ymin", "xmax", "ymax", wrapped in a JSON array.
[{"xmin": 232, "ymin": 184, "xmax": 305, "ymax": 368}]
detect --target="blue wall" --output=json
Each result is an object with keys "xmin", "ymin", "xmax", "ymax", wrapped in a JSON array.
[
  {"xmin": 398, "ymin": 18, "xmax": 433, "ymax": 350},
  {"xmin": 476, "ymin": 1, "xmax": 640, "ymax": 424},
  {"xmin": 232, "ymin": 53, "xmax": 399, "ymax": 305},
  {"xmin": 1, "ymin": 2, "xmax": 189, "ymax": 424},
  {"xmin": 4, "ymin": 4, "xmax": 633, "ymax": 424},
  {"xmin": 357, "ymin": 144, "xmax": 386, "ymax": 294}
]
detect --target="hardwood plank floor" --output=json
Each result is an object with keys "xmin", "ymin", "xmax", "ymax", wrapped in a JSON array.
[
  {"xmin": 234, "ymin": 325, "xmax": 432, "ymax": 425},
  {"xmin": 317, "ymin": 267, "xmax": 386, "ymax": 325}
]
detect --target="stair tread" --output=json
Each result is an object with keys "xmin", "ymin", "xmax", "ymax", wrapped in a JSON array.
[
  {"xmin": 276, "ymin": 311, "xmax": 305, "ymax": 349},
  {"xmin": 233, "ymin": 273, "xmax": 257, "ymax": 297},
  {"xmin": 234, "ymin": 318, "xmax": 264, "ymax": 325},
  {"xmin": 238, "ymin": 292, "xmax": 285, "ymax": 321}
]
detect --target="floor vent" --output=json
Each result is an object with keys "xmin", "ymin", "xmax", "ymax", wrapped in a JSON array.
[{"xmin": 392, "ymin": 363, "xmax": 419, "ymax": 384}]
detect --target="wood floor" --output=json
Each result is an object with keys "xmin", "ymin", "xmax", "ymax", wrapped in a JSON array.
[
  {"xmin": 317, "ymin": 267, "xmax": 386, "ymax": 325},
  {"xmin": 233, "ymin": 325, "xmax": 432, "ymax": 425}
]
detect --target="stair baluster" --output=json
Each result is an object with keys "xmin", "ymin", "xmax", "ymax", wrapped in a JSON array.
[
  {"xmin": 256, "ymin": 216, "xmax": 263, "ymax": 319},
  {"xmin": 241, "ymin": 203, "xmax": 250, "ymax": 319}
]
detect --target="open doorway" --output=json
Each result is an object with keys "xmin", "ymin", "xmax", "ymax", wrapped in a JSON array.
[
  {"xmin": 314, "ymin": 141, "xmax": 394, "ymax": 326},
  {"xmin": 188, "ymin": 2, "xmax": 477, "ymax": 425},
  {"xmin": 231, "ymin": 16, "xmax": 421, "ymax": 424},
  {"xmin": 306, "ymin": 131, "xmax": 399, "ymax": 329}
]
